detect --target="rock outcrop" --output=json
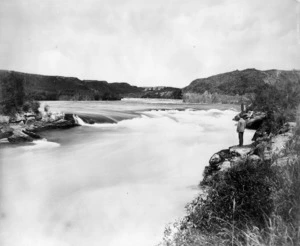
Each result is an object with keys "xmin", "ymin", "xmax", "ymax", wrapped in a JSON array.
[
  {"xmin": 201, "ymin": 120, "xmax": 295, "ymax": 186},
  {"xmin": 1, "ymin": 111, "xmax": 80, "ymax": 144},
  {"xmin": 202, "ymin": 145, "xmax": 255, "ymax": 186},
  {"xmin": 7, "ymin": 128, "xmax": 40, "ymax": 143},
  {"xmin": 233, "ymin": 111, "xmax": 266, "ymax": 130},
  {"xmin": 0, "ymin": 124, "xmax": 13, "ymax": 139}
]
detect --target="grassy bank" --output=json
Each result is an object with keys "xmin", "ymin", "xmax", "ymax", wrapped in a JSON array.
[
  {"xmin": 160, "ymin": 112, "xmax": 300, "ymax": 246},
  {"xmin": 160, "ymin": 85, "xmax": 300, "ymax": 245}
]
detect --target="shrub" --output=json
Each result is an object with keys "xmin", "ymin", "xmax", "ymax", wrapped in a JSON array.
[
  {"xmin": 0, "ymin": 73, "xmax": 25, "ymax": 115},
  {"xmin": 186, "ymin": 160, "xmax": 274, "ymax": 242},
  {"xmin": 252, "ymin": 83, "xmax": 300, "ymax": 133},
  {"xmin": 272, "ymin": 159, "xmax": 300, "ymax": 244},
  {"xmin": 162, "ymin": 158, "xmax": 299, "ymax": 246},
  {"xmin": 21, "ymin": 100, "xmax": 40, "ymax": 114}
]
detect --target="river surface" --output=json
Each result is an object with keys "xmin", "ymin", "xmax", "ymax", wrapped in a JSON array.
[{"xmin": 0, "ymin": 99, "xmax": 254, "ymax": 246}]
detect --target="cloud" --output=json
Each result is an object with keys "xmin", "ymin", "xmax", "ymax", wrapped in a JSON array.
[{"xmin": 0, "ymin": 0, "xmax": 299, "ymax": 87}]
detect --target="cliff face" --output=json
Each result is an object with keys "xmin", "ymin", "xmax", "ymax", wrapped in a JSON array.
[{"xmin": 183, "ymin": 69, "xmax": 300, "ymax": 103}]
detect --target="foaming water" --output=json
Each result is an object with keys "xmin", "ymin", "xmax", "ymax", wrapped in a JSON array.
[{"xmin": 0, "ymin": 101, "xmax": 253, "ymax": 246}]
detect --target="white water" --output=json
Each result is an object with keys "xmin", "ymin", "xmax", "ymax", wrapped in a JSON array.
[{"xmin": 0, "ymin": 101, "xmax": 253, "ymax": 246}]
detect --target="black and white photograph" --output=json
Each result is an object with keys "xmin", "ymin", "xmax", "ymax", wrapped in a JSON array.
[{"xmin": 0, "ymin": 0, "xmax": 300, "ymax": 245}]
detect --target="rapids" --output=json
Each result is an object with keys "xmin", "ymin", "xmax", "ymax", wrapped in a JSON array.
[{"xmin": 0, "ymin": 100, "xmax": 254, "ymax": 246}]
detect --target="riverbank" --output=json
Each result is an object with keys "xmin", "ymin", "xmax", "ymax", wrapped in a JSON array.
[
  {"xmin": 160, "ymin": 110, "xmax": 300, "ymax": 246},
  {"xmin": 0, "ymin": 109, "xmax": 80, "ymax": 144}
]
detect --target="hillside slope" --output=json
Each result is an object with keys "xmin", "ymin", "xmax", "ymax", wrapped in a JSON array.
[
  {"xmin": 0, "ymin": 70, "xmax": 182, "ymax": 106},
  {"xmin": 183, "ymin": 69, "xmax": 300, "ymax": 103},
  {"xmin": 0, "ymin": 70, "xmax": 116, "ymax": 101}
]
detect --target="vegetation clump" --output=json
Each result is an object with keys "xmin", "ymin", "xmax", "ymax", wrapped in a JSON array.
[
  {"xmin": 251, "ymin": 82, "xmax": 300, "ymax": 134},
  {"xmin": 0, "ymin": 71, "xmax": 41, "ymax": 116},
  {"xmin": 160, "ymin": 95, "xmax": 300, "ymax": 246},
  {"xmin": 161, "ymin": 129, "xmax": 300, "ymax": 246}
]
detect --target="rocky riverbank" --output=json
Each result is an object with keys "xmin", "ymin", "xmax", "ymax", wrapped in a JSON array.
[
  {"xmin": 160, "ymin": 109, "xmax": 299, "ymax": 246},
  {"xmin": 201, "ymin": 121, "xmax": 295, "ymax": 187},
  {"xmin": 0, "ymin": 110, "xmax": 80, "ymax": 144}
]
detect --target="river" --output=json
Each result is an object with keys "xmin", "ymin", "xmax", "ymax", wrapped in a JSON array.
[{"xmin": 0, "ymin": 99, "xmax": 254, "ymax": 246}]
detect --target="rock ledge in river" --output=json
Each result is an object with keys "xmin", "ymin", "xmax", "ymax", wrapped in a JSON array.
[{"xmin": 1, "ymin": 113, "xmax": 79, "ymax": 144}]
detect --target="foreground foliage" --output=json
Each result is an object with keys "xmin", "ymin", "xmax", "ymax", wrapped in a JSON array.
[{"xmin": 160, "ymin": 108, "xmax": 300, "ymax": 246}]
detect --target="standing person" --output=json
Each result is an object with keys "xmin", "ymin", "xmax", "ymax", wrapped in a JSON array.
[{"xmin": 237, "ymin": 115, "xmax": 247, "ymax": 146}]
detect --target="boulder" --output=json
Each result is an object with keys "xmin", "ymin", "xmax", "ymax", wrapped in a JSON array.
[
  {"xmin": 270, "ymin": 122, "xmax": 295, "ymax": 157},
  {"xmin": 217, "ymin": 149, "xmax": 231, "ymax": 160},
  {"xmin": 209, "ymin": 153, "xmax": 222, "ymax": 166},
  {"xmin": 233, "ymin": 111, "xmax": 266, "ymax": 130},
  {"xmin": 208, "ymin": 149, "xmax": 231, "ymax": 170},
  {"xmin": 0, "ymin": 124, "xmax": 14, "ymax": 139},
  {"xmin": 252, "ymin": 122, "xmax": 270, "ymax": 141},
  {"xmin": 229, "ymin": 145, "xmax": 253, "ymax": 157},
  {"xmin": 9, "ymin": 113, "xmax": 26, "ymax": 124},
  {"xmin": 22, "ymin": 130, "xmax": 41, "ymax": 140},
  {"xmin": 41, "ymin": 112, "xmax": 64, "ymax": 122},
  {"xmin": 50, "ymin": 112, "xmax": 64, "ymax": 121},
  {"xmin": 220, "ymin": 161, "xmax": 231, "ymax": 171},
  {"xmin": 28, "ymin": 114, "xmax": 79, "ymax": 132},
  {"xmin": 246, "ymin": 112, "xmax": 266, "ymax": 130},
  {"xmin": 64, "ymin": 113, "xmax": 75, "ymax": 121},
  {"xmin": 8, "ymin": 129, "xmax": 34, "ymax": 143},
  {"xmin": 25, "ymin": 117, "xmax": 37, "ymax": 126}
]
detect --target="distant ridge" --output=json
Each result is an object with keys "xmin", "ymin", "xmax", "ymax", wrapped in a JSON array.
[
  {"xmin": 0, "ymin": 70, "xmax": 182, "ymax": 103},
  {"xmin": 1, "ymin": 68, "xmax": 299, "ymax": 105},
  {"xmin": 183, "ymin": 68, "xmax": 300, "ymax": 103}
]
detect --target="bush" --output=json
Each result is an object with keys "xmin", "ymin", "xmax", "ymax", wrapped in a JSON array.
[
  {"xmin": 252, "ymin": 83, "xmax": 300, "ymax": 133},
  {"xmin": 161, "ymin": 106, "xmax": 300, "ymax": 246},
  {"xmin": 187, "ymin": 160, "xmax": 274, "ymax": 238},
  {"xmin": 271, "ymin": 122, "xmax": 300, "ymax": 246},
  {"xmin": 272, "ymin": 159, "xmax": 300, "ymax": 243},
  {"xmin": 0, "ymin": 73, "xmax": 25, "ymax": 115},
  {"xmin": 21, "ymin": 100, "xmax": 40, "ymax": 114},
  {"xmin": 162, "ymin": 159, "xmax": 300, "ymax": 246}
]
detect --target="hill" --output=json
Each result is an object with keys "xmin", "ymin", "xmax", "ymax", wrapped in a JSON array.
[
  {"xmin": 183, "ymin": 69, "xmax": 300, "ymax": 103},
  {"xmin": 0, "ymin": 70, "xmax": 182, "ymax": 111},
  {"xmin": 0, "ymin": 70, "xmax": 138, "ymax": 102}
]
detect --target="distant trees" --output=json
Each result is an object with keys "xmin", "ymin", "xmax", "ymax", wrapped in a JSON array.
[
  {"xmin": 0, "ymin": 73, "xmax": 25, "ymax": 115},
  {"xmin": 0, "ymin": 74, "xmax": 40, "ymax": 115}
]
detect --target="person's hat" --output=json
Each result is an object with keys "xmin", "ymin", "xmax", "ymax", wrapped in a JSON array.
[{"xmin": 241, "ymin": 113, "xmax": 247, "ymax": 119}]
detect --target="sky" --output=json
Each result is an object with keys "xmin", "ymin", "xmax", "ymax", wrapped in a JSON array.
[{"xmin": 0, "ymin": 0, "xmax": 299, "ymax": 87}]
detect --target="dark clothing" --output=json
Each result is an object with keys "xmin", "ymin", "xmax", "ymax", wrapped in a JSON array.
[{"xmin": 239, "ymin": 132, "xmax": 244, "ymax": 146}]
